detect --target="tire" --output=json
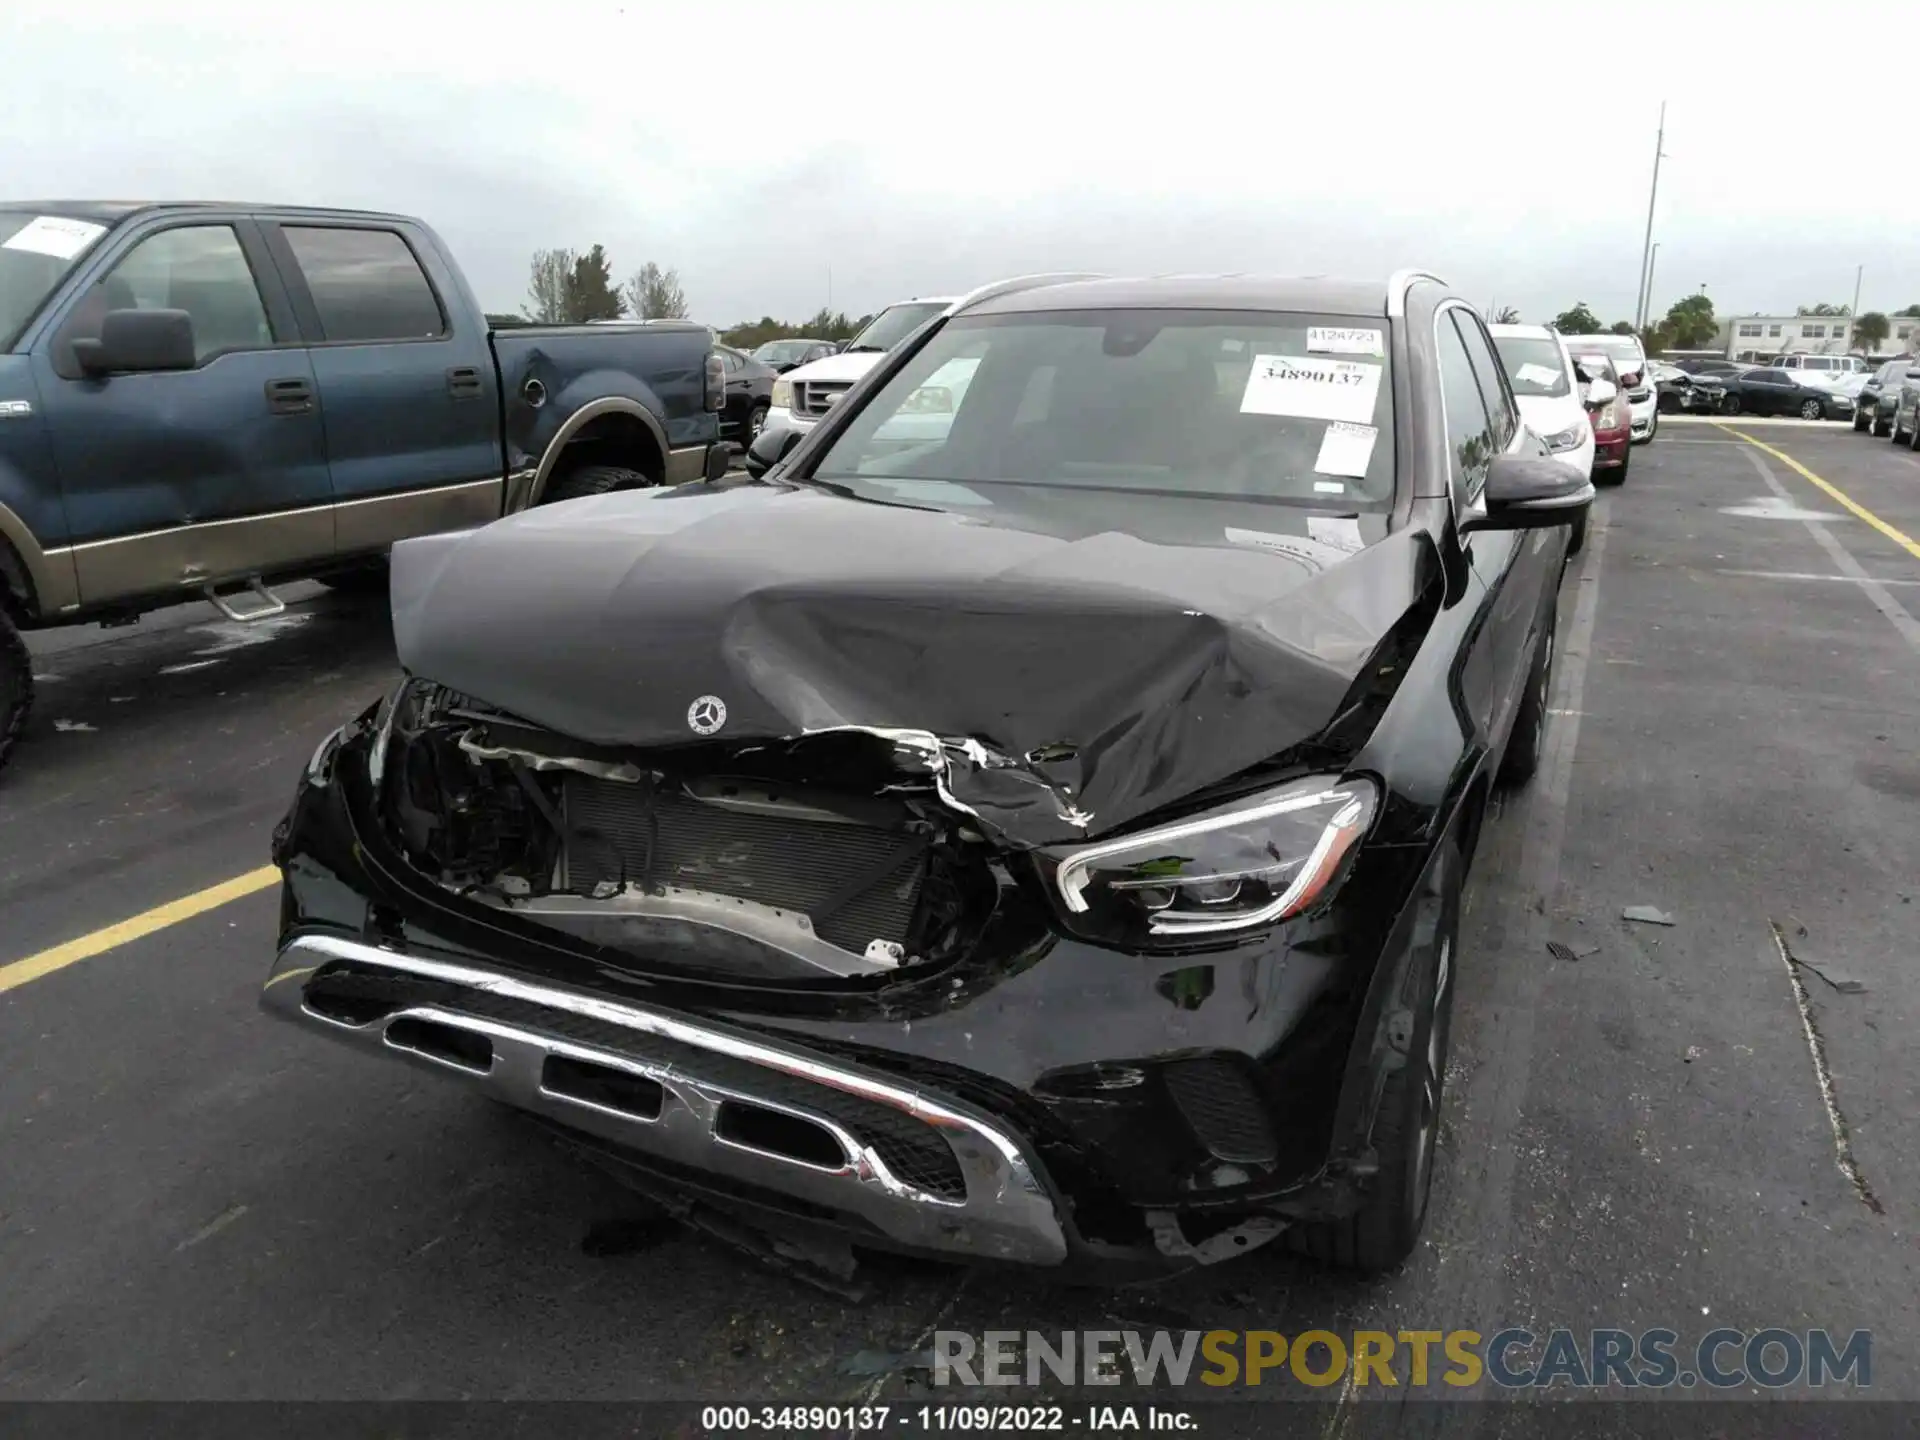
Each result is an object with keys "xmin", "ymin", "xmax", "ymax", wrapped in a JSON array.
[
  {"xmin": 543, "ymin": 462, "xmax": 656, "ymax": 505},
  {"xmin": 1852, "ymin": 407, "xmax": 1870, "ymax": 433},
  {"xmin": 1285, "ymin": 842, "xmax": 1461, "ymax": 1274},
  {"xmin": 745, "ymin": 403, "xmax": 769, "ymax": 447},
  {"xmin": 1892, "ymin": 412, "xmax": 1907, "ymax": 444},
  {"xmin": 0, "ymin": 608, "xmax": 33, "ymax": 778},
  {"xmin": 1799, "ymin": 398, "xmax": 1824, "ymax": 421},
  {"xmin": 1499, "ymin": 612, "xmax": 1555, "ymax": 789},
  {"xmin": 316, "ymin": 562, "xmax": 389, "ymax": 596},
  {"xmin": 1721, "ymin": 394, "xmax": 1741, "ymax": 416},
  {"xmin": 1566, "ymin": 508, "xmax": 1587, "ymax": 557},
  {"xmin": 1658, "ymin": 391, "xmax": 1682, "ymax": 414},
  {"xmin": 1909, "ymin": 420, "xmax": 1920, "ymax": 453},
  {"xmin": 1873, "ymin": 414, "xmax": 1892, "ymax": 438}
]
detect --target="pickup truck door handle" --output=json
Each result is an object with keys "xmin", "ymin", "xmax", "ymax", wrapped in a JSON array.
[
  {"xmin": 446, "ymin": 366, "xmax": 483, "ymax": 399},
  {"xmin": 265, "ymin": 378, "xmax": 314, "ymax": 415}
]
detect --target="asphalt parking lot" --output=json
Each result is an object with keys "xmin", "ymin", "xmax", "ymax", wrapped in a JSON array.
[{"xmin": 2, "ymin": 421, "xmax": 1916, "ymax": 1416}]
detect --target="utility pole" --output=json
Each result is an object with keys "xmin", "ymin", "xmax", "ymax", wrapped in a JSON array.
[
  {"xmin": 1633, "ymin": 102, "xmax": 1668, "ymax": 332},
  {"xmin": 1640, "ymin": 243, "xmax": 1661, "ymax": 333},
  {"xmin": 1848, "ymin": 263, "xmax": 1863, "ymax": 352}
]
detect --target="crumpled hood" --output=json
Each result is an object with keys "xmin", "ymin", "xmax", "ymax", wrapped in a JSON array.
[{"xmin": 390, "ymin": 484, "xmax": 1437, "ymax": 846}]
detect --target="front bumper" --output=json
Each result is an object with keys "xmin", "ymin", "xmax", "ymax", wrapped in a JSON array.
[
  {"xmin": 264, "ymin": 713, "xmax": 1443, "ymax": 1275},
  {"xmin": 264, "ymin": 933, "xmax": 1069, "ymax": 1266},
  {"xmin": 1592, "ymin": 431, "xmax": 1631, "ymax": 467},
  {"xmin": 756, "ymin": 405, "xmax": 817, "ymax": 452},
  {"xmin": 1627, "ymin": 392, "xmax": 1656, "ymax": 439}
]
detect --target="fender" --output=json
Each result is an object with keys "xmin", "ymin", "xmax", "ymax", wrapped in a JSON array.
[
  {"xmin": 0, "ymin": 499, "xmax": 79, "ymax": 618},
  {"xmin": 517, "ymin": 380, "xmax": 671, "ymax": 512}
]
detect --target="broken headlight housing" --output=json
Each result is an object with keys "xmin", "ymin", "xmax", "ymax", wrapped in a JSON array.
[{"xmin": 1049, "ymin": 777, "xmax": 1378, "ymax": 946}]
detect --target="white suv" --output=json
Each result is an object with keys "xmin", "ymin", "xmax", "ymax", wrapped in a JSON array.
[
  {"xmin": 758, "ymin": 297, "xmax": 958, "ymax": 450},
  {"xmin": 1562, "ymin": 333, "xmax": 1656, "ymax": 444}
]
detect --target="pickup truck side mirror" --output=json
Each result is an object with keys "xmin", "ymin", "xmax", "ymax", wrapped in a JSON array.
[
  {"xmin": 1462, "ymin": 454, "xmax": 1593, "ymax": 536},
  {"xmin": 743, "ymin": 425, "xmax": 802, "ymax": 479},
  {"xmin": 73, "ymin": 308, "xmax": 197, "ymax": 375}
]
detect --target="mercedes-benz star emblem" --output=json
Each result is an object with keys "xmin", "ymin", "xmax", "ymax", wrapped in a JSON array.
[{"xmin": 687, "ymin": 695, "xmax": 727, "ymax": 736}]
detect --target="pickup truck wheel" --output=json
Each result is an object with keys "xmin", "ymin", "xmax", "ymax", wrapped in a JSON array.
[
  {"xmin": 544, "ymin": 463, "xmax": 656, "ymax": 505},
  {"xmin": 1284, "ymin": 840, "xmax": 1461, "ymax": 1274},
  {"xmin": 0, "ymin": 610, "xmax": 33, "ymax": 777},
  {"xmin": 317, "ymin": 562, "xmax": 389, "ymax": 596}
]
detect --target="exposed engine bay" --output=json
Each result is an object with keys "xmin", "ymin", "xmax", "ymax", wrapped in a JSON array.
[{"xmin": 375, "ymin": 683, "xmax": 1000, "ymax": 980}]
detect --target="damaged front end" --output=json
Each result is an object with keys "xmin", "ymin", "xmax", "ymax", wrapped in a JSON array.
[{"xmin": 370, "ymin": 679, "xmax": 1012, "ymax": 983}]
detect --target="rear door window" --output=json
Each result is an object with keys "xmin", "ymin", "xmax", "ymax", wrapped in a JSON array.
[{"xmin": 282, "ymin": 226, "xmax": 446, "ymax": 343}]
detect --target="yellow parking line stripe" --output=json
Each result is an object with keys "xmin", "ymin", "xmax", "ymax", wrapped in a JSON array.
[
  {"xmin": 0, "ymin": 865, "xmax": 280, "ymax": 995},
  {"xmin": 1716, "ymin": 424, "xmax": 1920, "ymax": 560}
]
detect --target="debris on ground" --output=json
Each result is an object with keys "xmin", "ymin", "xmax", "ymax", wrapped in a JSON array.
[
  {"xmin": 1793, "ymin": 960, "xmax": 1870, "ymax": 995},
  {"xmin": 1548, "ymin": 939, "xmax": 1601, "ymax": 962},
  {"xmin": 1683, "ymin": 1046, "xmax": 1703, "ymax": 1064},
  {"xmin": 839, "ymin": 1348, "xmax": 938, "ymax": 1378},
  {"xmin": 1622, "ymin": 905, "xmax": 1676, "ymax": 927},
  {"xmin": 52, "ymin": 719, "xmax": 97, "ymax": 733}
]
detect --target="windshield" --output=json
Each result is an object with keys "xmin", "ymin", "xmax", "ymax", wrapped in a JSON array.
[
  {"xmin": 753, "ymin": 340, "xmax": 819, "ymax": 364},
  {"xmin": 812, "ymin": 308, "xmax": 1395, "ymax": 508},
  {"xmin": 1492, "ymin": 336, "xmax": 1571, "ymax": 398},
  {"xmin": 1574, "ymin": 335, "xmax": 1645, "ymax": 371},
  {"xmin": 844, "ymin": 301, "xmax": 948, "ymax": 353},
  {"xmin": 1, "ymin": 210, "xmax": 110, "ymax": 349}
]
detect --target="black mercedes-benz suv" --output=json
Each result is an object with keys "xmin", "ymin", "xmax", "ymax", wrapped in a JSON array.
[{"xmin": 263, "ymin": 271, "xmax": 1590, "ymax": 1281}]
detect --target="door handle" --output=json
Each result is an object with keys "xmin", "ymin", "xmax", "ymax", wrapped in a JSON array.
[
  {"xmin": 446, "ymin": 366, "xmax": 483, "ymax": 399},
  {"xmin": 265, "ymin": 378, "xmax": 314, "ymax": 415}
]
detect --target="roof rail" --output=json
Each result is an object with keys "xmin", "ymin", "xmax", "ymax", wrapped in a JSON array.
[
  {"xmin": 1386, "ymin": 269, "xmax": 1447, "ymax": 318},
  {"xmin": 949, "ymin": 273, "xmax": 1107, "ymax": 315}
]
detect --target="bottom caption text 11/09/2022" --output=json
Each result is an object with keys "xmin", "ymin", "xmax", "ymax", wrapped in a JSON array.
[{"xmin": 699, "ymin": 1404, "xmax": 1199, "ymax": 1433}]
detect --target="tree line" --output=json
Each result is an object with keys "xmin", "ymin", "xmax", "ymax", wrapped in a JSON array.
[
  {"xmin": 1493, "ymin": 297, "xmax": 1920, "ymax": 355},
  {"xmin": 511, "ymin": 247, "xmax": 874, "ymax": 346}
]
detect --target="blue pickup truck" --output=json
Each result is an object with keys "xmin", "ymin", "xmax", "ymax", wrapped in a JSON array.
[{"xmin": 0, "ymin": 202, "xmax": 728, "ymax": 772}]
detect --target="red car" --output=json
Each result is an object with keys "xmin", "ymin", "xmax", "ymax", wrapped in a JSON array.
[{"xmin": 1575, "ymin": 352, "xmax": 1631, "ymax": 485}]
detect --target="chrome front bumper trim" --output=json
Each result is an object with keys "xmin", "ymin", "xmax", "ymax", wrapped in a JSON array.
[{"xmin": 263, "ymin": 934, "xmax": 1068, "ymax": 1265}]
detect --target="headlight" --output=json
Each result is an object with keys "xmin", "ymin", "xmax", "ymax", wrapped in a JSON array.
[
  {"xmin": 1049, "ymin": 776, "xmax": 1378, "ymax": 945},
  {"xmin": 771, "ymin": 378, "xmax": 795, "ymax": 409},
  {"xmin": 1543, "ymin": 423, "xmax": 1586, "ymax": 453}
]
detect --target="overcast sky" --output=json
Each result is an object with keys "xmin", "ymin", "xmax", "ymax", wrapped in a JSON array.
[{"xmin": 10, "ymin": 0, "xmax": 1918, "ymax": 327}]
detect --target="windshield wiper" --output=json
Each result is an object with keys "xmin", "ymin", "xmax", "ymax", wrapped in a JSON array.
[{"xmin": 843, "ymin": 344, "xmax": 886, "ymax": 354}]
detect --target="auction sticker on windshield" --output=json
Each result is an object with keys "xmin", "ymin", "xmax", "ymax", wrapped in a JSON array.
[
  {"xmin": 1314, "ymin": 421, "xmax": 1377, "ymax": 477},
  {"xmin": 2, "ymin": 215, "xmax": 107, "ymax": 260},
  {"xmin": 1516, "ymin": 362, "xmax": 1561, "ymax": 389},
  {"xmin": 1241, "ymin": 355, "xmax": 1381, "ymax": 424},
  {"xmin": 1307, "ymin": 326, "xmax": 1384, "ymax": 357}
]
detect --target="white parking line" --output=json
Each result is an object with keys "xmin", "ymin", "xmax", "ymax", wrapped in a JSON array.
[{"xmin": 1733, "ymin": 448, "xmax": 1920, "ymax": 654}]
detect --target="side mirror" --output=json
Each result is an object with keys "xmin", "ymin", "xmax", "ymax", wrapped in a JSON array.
[
  {"xmin": 1462, "ymin": 454, "xmax": 1593, "ymax": 536},
  {"xmin": 743, "ymin": 424, "xmax": 802, "ymax": 479},
  {"xmin": 1583, "ymin": 379, "xmax": 1617, "ymax": 408},
  {"xmin": 73, "ymin": 308, "xmax": 197, "ymax": 375}
]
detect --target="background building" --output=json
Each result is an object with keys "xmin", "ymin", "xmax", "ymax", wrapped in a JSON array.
[{"xmin": 1712, "ymin": 314, "xmax": 1918, "ymax": 363}]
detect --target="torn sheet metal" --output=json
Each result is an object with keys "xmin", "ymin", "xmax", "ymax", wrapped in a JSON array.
[{"xmin": 390, "ymin": 483, "xmax": 1437, "ymax": 847}]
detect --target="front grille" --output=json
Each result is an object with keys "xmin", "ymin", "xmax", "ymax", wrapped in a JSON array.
[
  {"xmin": 562, "ymin": 777, "xmax": 927, "ymax": 955},
  {"xmin": 793, "ymin": 380, "xmax": 851, "ymax": 417},
  {"xmin": 304, "ymin": 966, "xmax": 969, "ymax": 1200}
]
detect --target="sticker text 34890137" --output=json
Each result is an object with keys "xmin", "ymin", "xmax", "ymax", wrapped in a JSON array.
[{"xmin": 1240, "ymin": 355, "xmax": 1382, "ymax": 425}]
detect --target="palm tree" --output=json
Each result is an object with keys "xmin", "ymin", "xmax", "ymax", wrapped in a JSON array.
[{"xmin": 1853, "ymin": 312, "xmax": 1890, "ymax": 354}]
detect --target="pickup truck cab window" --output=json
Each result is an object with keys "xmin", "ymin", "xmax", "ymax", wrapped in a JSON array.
[
  {"xmin": 62, "ymin": 224, "xmax": 275, "ymax": 367},
  {"xmin": 281, "ymin": 226, "xmax": 445, "ymax": 343}
]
